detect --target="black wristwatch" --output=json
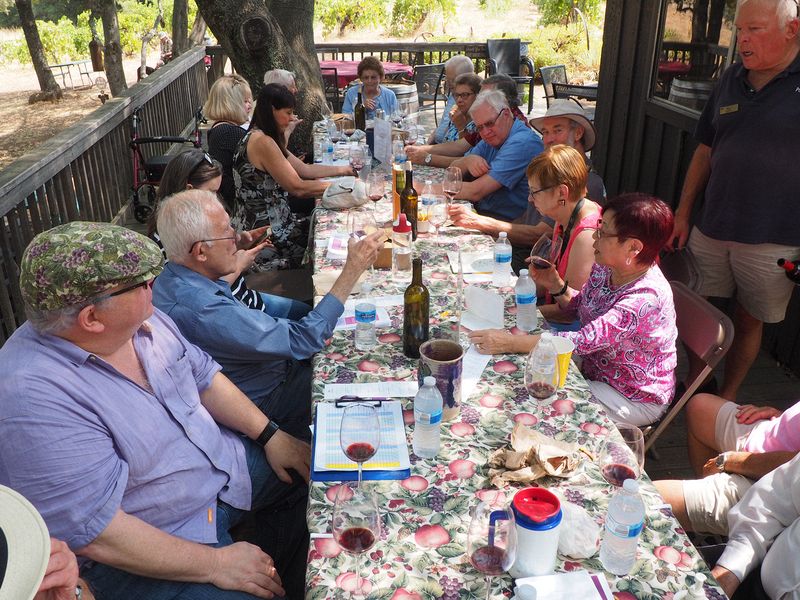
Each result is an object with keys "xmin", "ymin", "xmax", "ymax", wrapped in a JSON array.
[{"xmin": 256, "ymin": 420, "xmax": 280, "ymax": 447}]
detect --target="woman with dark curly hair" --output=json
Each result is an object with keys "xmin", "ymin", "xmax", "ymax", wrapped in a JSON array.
[{"xmin": 341, "ymin": 55, "xmax": 399, "ymax": 119}]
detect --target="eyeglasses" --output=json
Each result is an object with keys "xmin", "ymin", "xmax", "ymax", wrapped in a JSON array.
[
  {"xmin": 93, "ymin": 278, "xmax": 153, "ymax": 302},
  {"xmin": 475, "ymin": 108, "xmax": 508, "ymax": 132},
  {"xmin": 528, "ymin": 185, "xmax": 557, "ymax": 200},
  {"xmin": 594, "ymin": 228, "xmax": 621, "ymax": 240},
  {"xmin": 454, "ymin": 92, "xmax": 475, "ymax": 100},
  {"xmin": 189, "ymin": 235, "xmax": 237, "ymax": 253}
]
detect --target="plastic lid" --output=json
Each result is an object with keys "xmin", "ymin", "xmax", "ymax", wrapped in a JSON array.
[
  {"xmin": 393, "ymin": 214, "xmax": 412, "ymax": 233},
  {"xmin": 519, "ymin": 269, "xmax": 529, "ymax": 276},
  {"xmin": 779, "ymin": 258, "xmax": 796, "ymax": 271},
  {"xmin": 498, "ymin": 232, "xmax": 508, "ymax": 238},
  {"xmin": 623, "ymin": 479, "xmax": 639, "ymax": 493},
  {"xmin": 512, "ymin": 487, "xmax": 561, "ymax": 527},
  {"xmin": 423, "ymin": 376, "xmax": 436, "ymax": 387}
]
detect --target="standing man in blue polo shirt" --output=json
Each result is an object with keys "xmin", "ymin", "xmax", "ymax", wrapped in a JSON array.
[
  {"xmin": 449, "ymin": 89, "xmax": 544, "ymax": 221},
  {"xmin": 669, "ymin": 0, "xmax": 800, "ymax": 401}
]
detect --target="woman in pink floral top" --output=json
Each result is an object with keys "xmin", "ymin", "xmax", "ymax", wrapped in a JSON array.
[{"xmin": 470, "ymin": 193, "xmax": 677, "ymax": 426}]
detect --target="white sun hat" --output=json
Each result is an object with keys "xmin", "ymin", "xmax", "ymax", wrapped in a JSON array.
[
  {"xmin": 529, "ymin": 99, "xmax": 596, "ymax": 151},
  {"xmin": 0, "ymin": 485, "xmax": 51, "ymax": 600}
]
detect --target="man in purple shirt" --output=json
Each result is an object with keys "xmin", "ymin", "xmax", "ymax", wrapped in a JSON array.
[{"xmin": 0, "ymin": 222, "xmax": 311, "ymax": 600}]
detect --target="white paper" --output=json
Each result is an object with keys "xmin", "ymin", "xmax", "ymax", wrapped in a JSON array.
[
  {"xmin": 448, "ymin": 251, "xmax": 493, "ymax": 274},
  {"xmin": 326, "ymin": 234, "xmax": 350, "ymax": 259},
  {"xmin": 323, "ymin": 381, "xmax": 420, "ymax": 400},
  {"xmin": 462, "ymin": 345, "xmax": 492, "ymax": 400},
  {"xmin": 463, "ymin": 273, "xmax": 492, "ymax": 284},
  {"xmin": 334, "ymin": 307, "xmax": 392, "ymax": 331},
  {"xmin": 374, "ymin": 119, "xmax": 393, "ymax": 165},
  {"xmin": 460, "ymin": 285, "xmax": 504, "ymax": 331},
  {"xmin": 515, "ymin": 571, "xmax": 613, "ymax": 600},
  {"xmin": 343, "ymin": 295, "xmax": 404, "ymax": 310}
]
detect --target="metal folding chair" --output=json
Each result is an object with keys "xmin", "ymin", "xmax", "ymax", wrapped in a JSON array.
[
  {"xmin": 487, "ymin": 38, "xmax": 535, "ymax": 114},
  {"xmin": 412, "ymin": 63, "xmax": 446, "ymax": 125},
  {"xmin": 539, "ymin": 64, "xmax": 568, "ymax": 109},
  {"xmin": 643, "ymin": 281, "xmax": 734, "ymax": 452}
]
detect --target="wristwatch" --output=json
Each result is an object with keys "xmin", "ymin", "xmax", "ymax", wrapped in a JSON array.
[
  {"xmin": 424, "ymin": 153, "xmax": 432, "ymax": 165},
  {"xmin": 715, "ymin": 452, "xmax": 730, "ymax": 472},
  {"xmin": 255, "ymin": 420, "xmax": 280, "ymax": 447}
]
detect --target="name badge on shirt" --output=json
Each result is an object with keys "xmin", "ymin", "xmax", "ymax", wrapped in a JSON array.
[{"xmin": 720, "ymin": 104, "xmax": 739, "ymax": 115}]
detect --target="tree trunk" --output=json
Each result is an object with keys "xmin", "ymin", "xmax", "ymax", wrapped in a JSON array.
[
  {"xmin": 195, "ymin": 0, "xmax": 323, "ymax": 156},
  {"xmin": 14, "ymin": 0, "xmax": 63, "ymax": 102},
  {"xmin": 172, "ymin": 0, "xmax": 189, "ymax": 57},
  {"xmin": 98, "ymin": 0, "xmax": 127, "ymax": 95},
  {"xmin": 691, "ymin": 0, "xmax": 710, "ymax": 43},
  {"xmin": 188, "ymin": 11, "xmax": 207, "ymax": 46},
  {"xmin": 706, "ymin": 0, "xmax": 725, "ymax": 44}
]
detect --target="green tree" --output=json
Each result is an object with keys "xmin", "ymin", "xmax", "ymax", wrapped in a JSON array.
[
  {"xmin": 315, "ymin": 0, "xmax": 387, "ymax": 37},
  {"xmin": 532, "ymin": 0, "xmax": 603, "ymax": 26},
  {"xmin": 14, "ymin": 0, "xmax": 62, "ymax": 101}
]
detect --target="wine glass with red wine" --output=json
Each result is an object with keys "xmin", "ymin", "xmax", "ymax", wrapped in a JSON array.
[
  {"xmin": 467, "ymin": 501, "xmax": 517, "ymax": 600},
  {"xmin": 332, "ymin": 484, "xmax": 381, "ymax": 598},
  {"xmin": 366, "ymin": 171, "xmax": 385, "ymax": 216},
  {"xmin": 528, "ymin": 233, "xmax": 563, "ymax": 271},
  {"xmin": 442, "ymin": 166, "xmax": 463, "ymax": 206},
  {"xmin": 340, "ymin": 403, "xmax": 381, "ymax": 488},
  {"xmin": 599, "ymin": 423, "xmax": 645, "ymax": 487}
]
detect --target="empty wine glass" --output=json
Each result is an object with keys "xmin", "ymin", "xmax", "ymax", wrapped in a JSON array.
[
  {"xmin": 467, "ymin": 501, "xmax": 517, "ymax": 600},
  {"xmin": 599, "ymin": 423, "xmax": 645, "ymax": 487},
  {"xmin": 347, "ymin": 208, "xmax": 378, "ymax": 242},
  {"xmin": 529, "ymin": 233, "xmax": 563, "ymax": 271},
  {"xmin": 443, "ymin": 166, "xmax": 463, "ymax": 208},
  {"xmin": 339, "ymin": 403, "xmax": 381, "ymax": 488},
  {"xmin": 332, "ymin": 484, "xmax": 381, "ymax": 598},
  {"xmin": 366, "ymin": 172, "xmax": 385, "ymax": 215},
  {"xmin": 427, "ymin": 195, "xmax": 448, "ymax": 244},
  {"xmin": 349, "ymin": 145, "xmax": 366, "ymax": 176}
]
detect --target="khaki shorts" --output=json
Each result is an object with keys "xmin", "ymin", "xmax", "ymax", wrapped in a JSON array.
[
  {"xmin": 683, "ymin": 401, "xmax": 759, "ymax": 534},
  {"xmin": 687, "ymin": 227, "xmax": 800, "ymax": 323}
]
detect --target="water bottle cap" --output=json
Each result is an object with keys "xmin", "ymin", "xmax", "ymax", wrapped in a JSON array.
[
  {"xmin": 393, "ymin": 214, "xmax": 412, "ymax": 233},
  {"xmin": 622, "ymin": 479, "xmax": 639, "ymax": 493},
  {"xmin": 519, "ymin": 269, "xmax": 529, "ymax": 276},
  {"xmin": 423, "ymin": 376, "xmax": 436, "ymax": 387},
  {"xmin": 498, "ymin": 232, "xmax": 508, "ymax": 239}
]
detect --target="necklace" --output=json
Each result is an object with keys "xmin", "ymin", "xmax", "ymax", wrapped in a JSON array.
[
  {"xmin": 611, "ymin": 265, "xmax": 650, "ymax": 288},
  {"xmin": 555, "ymin": 197, "xmax": 586, "ymax": 263}
]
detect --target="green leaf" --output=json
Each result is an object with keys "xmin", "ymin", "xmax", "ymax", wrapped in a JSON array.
[
  {"xmin": 443, "ymin": 495, "xmax": 469, "ymax": 512},
  {"xmin": 435, "ymin": 541, "xmax": 464, "ymax": 557},
  {"xmin": 420, "ymin": 579, "xmax": 444, "ymax": 597}
]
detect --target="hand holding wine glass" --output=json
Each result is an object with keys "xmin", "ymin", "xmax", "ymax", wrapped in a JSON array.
[
  {"xmin": 599, "ymin": 423, "xmax": 645, "ymax": 487},
  {"xmin": 332, "ymin": 484, "xmax": 381, "ymax": 598},
  {"xmin": 339, "ymin": 403, "xmax": 381, "ymax": 487},
  {"xmin": 467, "ymin": 501, "xmax": 517, "ymax": 600}
]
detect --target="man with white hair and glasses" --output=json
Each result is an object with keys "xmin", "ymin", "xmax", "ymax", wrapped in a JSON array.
[
  {"xmin": 669, "ymin": 0, "xmax": 800, "ymax": 401},
  {"xmin": 447, "ymin": 89, "xmax": 543, "ymax": 221}
]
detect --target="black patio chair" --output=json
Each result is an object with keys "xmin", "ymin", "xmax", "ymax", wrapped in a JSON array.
[
  {"xmin": 320, "ymin": 67, "xmax": 341, "ymax": 112},
  {"xmin": 412, "ymin": 62, "xmax": 446, "ymax": 125},
  {"xmin": 316, "ymin": 48, "xmax": 339, "ymax": 61},
  {"xmin": 540, "ymin": 64, "xmax": 568, "ymax": 108},
  {"xmin": 486, "ymin": 38, "xmax": 535, "ymax": 114}
]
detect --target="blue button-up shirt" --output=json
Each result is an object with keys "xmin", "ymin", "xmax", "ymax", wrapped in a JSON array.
[
  {"xmin": 0, "ymin": 310, "xmax": 248, "ymax": 551},
  {"xmin": 152, "ymin": 262, "xmax": 343, "ymax": 405},
  {"xmin": 342, "ymin": 85, "xmax": 399, "ymax": 120},
  {"xmin": 467, "ymin": 118, "xmax": 544, "ymax": 221}
]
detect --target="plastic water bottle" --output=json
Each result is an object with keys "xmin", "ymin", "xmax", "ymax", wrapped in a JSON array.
[
  {"xmin": 354, "ymin": 283, "xmax": 377, "ymax": 351},
  {"xmin": 515, "ymin": 269, "xmax": 537, "ymax": 332},
  {"xmin": 526, "ymin": 333, "xmax": 559, "ymax": 399},
  {"xmin": 323, "ymin": 133, "xmax": 335, "ymax": 165},
  {"xmin": 600, "ymin": 479, "xmax": 645, "ymax": 575},
  {"xmin": 418, "ymin": 179, "xmax": 435, "ymax": 233},
  {"xmin": 413, "ymin": 376, "xmax": 443, "ymax": 458},
  {"xmin": 493, "ymin": 231, "xmax": 512, "ymax": 287}
]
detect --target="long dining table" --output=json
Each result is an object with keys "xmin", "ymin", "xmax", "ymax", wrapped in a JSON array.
[{"xmin": 303, "ymin": 165, "xmax": 726, "ymax": 599}]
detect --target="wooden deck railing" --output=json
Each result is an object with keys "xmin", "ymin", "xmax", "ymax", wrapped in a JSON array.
[
  {"xmin": 0, "ymin": 46, "xmax": 209, "ymax": 344},
  {"xmin": 315, "ymin": 42, "xmax": 491, "ymax": 72}
]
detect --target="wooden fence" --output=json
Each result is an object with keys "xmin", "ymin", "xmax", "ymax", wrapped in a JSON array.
[
  {"xmin": 0, "ymin": 46, "xmax": 209, "ymax": 344},
  {"xmin": 315, "ymin": 42, "xmax": 491, "ymax": 72}
]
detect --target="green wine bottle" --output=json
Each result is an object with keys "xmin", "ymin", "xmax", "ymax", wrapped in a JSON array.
[
  {"xmin": 354, "ymin": 91, "xmax": 367, "ymax": 131},
  {"xmin": 403, "ymin": 257, "xmax": 429, "ymax": 358},
  {"xmin": 400, "ymin": 166, "xmax": 418, "ymax": 241}
]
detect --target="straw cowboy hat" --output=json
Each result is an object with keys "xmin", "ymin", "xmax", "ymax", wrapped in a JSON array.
[
  {"xmin": 0, "ymin": 486, "xmax": 50, "ymax": 600},
  {"xmin": 529, "ymin": 99, "xmax": 596, "ymax": 151}
]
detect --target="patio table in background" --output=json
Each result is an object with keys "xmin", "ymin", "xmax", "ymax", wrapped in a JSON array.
[
  {"xmin": 304, "ymin": 166, "xmax": 726, "ymax": 599},
  {"xmin": 47, "ymin": 59, "xmax": 94, "ymax": 89},
  {"xmin": 319, "ymin": 60, "xmax": 414, "ymax": 89}
]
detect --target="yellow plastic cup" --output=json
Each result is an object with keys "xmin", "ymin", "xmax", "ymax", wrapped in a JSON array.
[{"xmin": 549, "ymin": 336, "xmax": 575, "ymax": 388}]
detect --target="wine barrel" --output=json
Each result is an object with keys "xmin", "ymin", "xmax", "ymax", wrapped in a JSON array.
[
  {"xmin": 668, "ymin": 78, "xmax": 715, "ymax": 111},
  {"xmin": 383, "ymin": 82, "xmax": 420, "ymax": 116}
]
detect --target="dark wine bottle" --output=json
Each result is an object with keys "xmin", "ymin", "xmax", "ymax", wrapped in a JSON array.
[
  {"xmin": 400, "ymin": 167, "xmax": 418, "ymax": 241},
  {"xmin": 778, "ymin": 258, "xmax": 800, "ymax": 284},
  {"xmin": 403, "ymin": 258, "xmax": 429, "ymax": 359},
  {"xmin": 354, "ymin": 91, "xmax": 367, "ymax": 131}
]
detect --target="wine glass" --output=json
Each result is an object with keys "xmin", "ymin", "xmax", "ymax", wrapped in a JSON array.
[
  {"xmin": 339, "ymin": 403, "xmax": 381, "ymax": 488},
  {"xmin": 427, "ymin": 195, "xmax": 448, "ymax": 245},
  {"xmin": 332, "ymin": 484, "xmax": 381, "ymax": 598},
  {"xmin": 347, "ymin": 208, "xmax": 378, "ymax": 242},
  {"xmin": 329, "ymin": 120, "xmax": 343, "ymax": 144},
  {"xmin": 467, "ymin": 501, "xmax": 517, "ymax": 600},
  {"xmin": 349, "ymin": 145, "xmax": 366, "ymax": 177},
  {"xmin": 523, "ymin": 343, "xmax": 559, "ymax": 401},
  {"xmin": 366, "ymin": 172, "xmax": 385, "ymax": 215},
  {"xmin": 529, "ymin": 233, "xmax": 563, "ymax": 271},
  {"xmin": 343, "ymin": 113, "xmax": 356, "ymax": 141},
  {"xmin": 443, "ymin": 166, "xmax": 463, "ymax": 207},
  {"xmin": 599, "ymin": 423, "xmax": 645, "ymax": 487}
]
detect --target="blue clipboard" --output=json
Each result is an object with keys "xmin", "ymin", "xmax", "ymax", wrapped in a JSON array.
[{"xmin": 310, "ymin": 398, "xmax": 411, "ymax": 482}]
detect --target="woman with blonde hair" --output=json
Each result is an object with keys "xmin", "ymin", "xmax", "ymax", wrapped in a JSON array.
[{"xmin": 205, "ymin": 74, "xmax": 253, "ymax": 210}]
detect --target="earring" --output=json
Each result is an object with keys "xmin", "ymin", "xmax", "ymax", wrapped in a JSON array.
[
  {"xmin": 626, "ymin": 257, "xmax": 632, "ymax": 266},
  {"xmin": 559, "ymin": 199, "xmax": 566, "ymax": 206}
]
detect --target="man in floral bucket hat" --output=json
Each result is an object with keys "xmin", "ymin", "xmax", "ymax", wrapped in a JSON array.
[{"xmin": 0, "ymin": 221, "xmax": 312, "ymax": 600}]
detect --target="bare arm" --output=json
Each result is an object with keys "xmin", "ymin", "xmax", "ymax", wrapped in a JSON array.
[
  {"xmin": 78, "ymin": 511, "xmax": 284, "ymax": 599},
  {"xmin": 246, "ymin": 132, "xmax": 328, "ymax": 198},
  {"xmin": 406, "ymin": 139, "xmax": 470, "ymax": 161},
  {"xmin": 288, "ymin": 152, "xmax": 352, "ymax": 179},
  {"xmin": 447, "ymin": 204, "xmax": 552, "ymax": 245},
  {"xmin": 703, "ymin": 451, "xmax": 798, "ymax": 480},
  {"xmin": 457, "ymin": 175, "xmax": 503, "ymax": 204},
  {"xmin": 670, "ymin": 143, "xmax": 711, "ymax": 249},
  {"xmin": 710, "ymin": 566, "xmax": 739, "ymax": 598}
]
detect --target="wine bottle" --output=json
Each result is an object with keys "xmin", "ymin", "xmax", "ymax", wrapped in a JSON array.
[
  {"xmin": 403, "ymin": 258, "xmax": 429, "ymax": 359},
  {"xmin": 400, "ymin": 167, "xmax": 418, "ymax": 241},
  {"xmin": 778, "ymin": 258, "xmax": 800, "ymax": 284},
  {"xmin": 354, "ymin": 91, "xmax": 367, "ymax": 131}
]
